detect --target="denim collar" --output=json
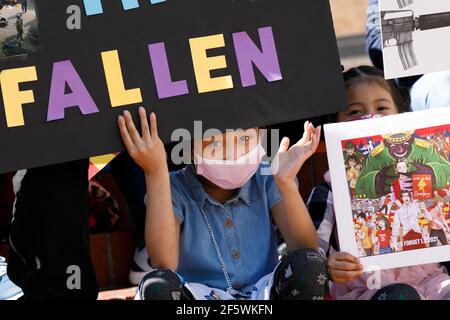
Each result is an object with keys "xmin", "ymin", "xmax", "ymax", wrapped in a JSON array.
[{"xmin": 182, "ymin": 164, "xmax": 252, "ymax": 209}]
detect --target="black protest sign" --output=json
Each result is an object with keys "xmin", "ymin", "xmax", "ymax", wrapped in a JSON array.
[{"xmin": 0, "ymin": 0, "xmax": 346, "ymax": 173}]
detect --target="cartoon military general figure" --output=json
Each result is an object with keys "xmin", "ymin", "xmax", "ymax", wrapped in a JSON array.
[{"xmin": 355, "ymin": 131, "xmax": 450, "ymax": 199}]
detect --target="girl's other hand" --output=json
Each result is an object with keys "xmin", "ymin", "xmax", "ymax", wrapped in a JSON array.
[
  {"xmin": 328, "ymin": 251, "xmax": 364, "ymax": 284},
  {"xmin": 272, "ymin": 121, "xmax": 321, "ymax": 185},
  {"xmin": 118, "ymin": 107, "xmax": 167, "ymax": 175}
]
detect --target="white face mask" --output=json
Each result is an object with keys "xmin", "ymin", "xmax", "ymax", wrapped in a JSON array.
[{"xmin": 193, "ymin": 144, "xmax": 266, "ymax": 190}]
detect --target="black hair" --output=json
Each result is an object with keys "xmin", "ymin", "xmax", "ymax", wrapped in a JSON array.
[
  {"xmin": 327, "ymin": 66, "xmax": 411, "ymax": 123},
  {"xmin": 357, "ymin": 212, "xmax": 366, "ymax": 220}
]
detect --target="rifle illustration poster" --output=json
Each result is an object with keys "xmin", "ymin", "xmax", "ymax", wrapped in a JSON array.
[
  {"xmin": 380, "ymin": 0, "xmax": 450, "ymax": 79},
  {"xmin": 0, "ymin": 0, "xmax": 346, "ymax": 174},
  {"xmin": 325, "ymin": 109, "xmax": 450, "ymax": 270}
]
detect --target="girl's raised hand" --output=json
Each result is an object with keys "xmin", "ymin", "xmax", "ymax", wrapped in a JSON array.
[
  {"xmin": 272, "ymin": 121, "xmax": 321, "ymax": 185},
  {"xmin": 118, "ymin": 107, "xmax": 167, "ymax": 174}
]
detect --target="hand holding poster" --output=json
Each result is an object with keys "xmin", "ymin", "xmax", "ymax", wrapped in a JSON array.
[
  {"xmin": 325, "ymin": 109, "xmax": 450, "ymax": 270},
  {"xmin": 0, "ymin": 0, "xmax": 346, "ymax": 174}
]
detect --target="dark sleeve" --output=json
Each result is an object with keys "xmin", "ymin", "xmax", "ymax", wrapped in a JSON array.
[
  {"xmin": 0, "ymin": 173, "xmax": 14, "ymax": 240},
  {"xmin": 306, "ymin": 182, "xmax": 339, "ymax": 257},
  {"xmin": 365, "ymin": 0, "xmax": 384, "ymax": 70},
  {"xmin": 441, "ymin": 261, "xmax": 450, "ymax": 273},
  {"xmin": 306, "ymin": 182, "xmax": 332, "ymax": 230}
]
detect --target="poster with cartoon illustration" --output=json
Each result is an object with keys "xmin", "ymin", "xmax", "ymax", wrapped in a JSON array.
[{"xmin": 325, "ymin": 108, "xmax": 450, "ymax": 270}]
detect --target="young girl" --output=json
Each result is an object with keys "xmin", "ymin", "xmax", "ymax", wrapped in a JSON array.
[
  {"xmin": 374, "ymin": 216, "xmax": 393, "ymax": 255},
  {"xmin": 307, "ymin": 66, "xmax": 450, "ymax": 300},
  {"xmin": 117, "ymin": 108, "xmax": 329, "ymax": 300}
]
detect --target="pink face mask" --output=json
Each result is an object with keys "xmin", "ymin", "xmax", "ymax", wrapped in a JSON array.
[{"xmin": 194, "ymin": 144, "xmax": 266, "ymax": 190}]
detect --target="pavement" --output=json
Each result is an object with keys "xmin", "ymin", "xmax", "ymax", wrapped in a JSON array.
[{"xmin": 0, "ymin": 4, "xmax": 39, "ymax": 57}]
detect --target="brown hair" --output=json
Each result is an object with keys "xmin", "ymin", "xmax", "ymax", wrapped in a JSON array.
[
  {"xmin": 345, "ymin": 155, "xmax": 361, "ymax": 167},
  {"xmin": 377, "ymin": 215, "xmax": 392, "ymax": 231}
]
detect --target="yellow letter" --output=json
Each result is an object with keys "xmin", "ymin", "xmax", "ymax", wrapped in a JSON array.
[
  {"xmin": 189, "ymin": 34, "xmax": 233, "ymax": 94},
  {"xmin": 0, "ymin": 66, "xmax": 37, "ymax": 127},
  {"xmin": 101, "ymin": 50, "xmax": 142, "ymax": 107}
]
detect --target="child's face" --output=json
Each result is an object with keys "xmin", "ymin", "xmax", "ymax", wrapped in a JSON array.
[
  {"xmin": 378, "ymin": 219, "xmax": 385, "ymax": 229},
  {"xmin": 337, "ymin": 83, "xmax": 399, "ymax": 122},
  {"xmin": 193, "ymin": 128, "xmax": 259, "ymax": 161}
]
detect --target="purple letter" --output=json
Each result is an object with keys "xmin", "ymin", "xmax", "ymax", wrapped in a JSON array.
[
  {"xmin": 148, "ymin": 42, "xmax": 189, "ymax": 99},
  {"xmin": 233, "ymin": 26, "xmax": 283, "ymax": 87},
  {"xmin": 47, "ymin": 60, "xmax": 99, "ymax": 121}
]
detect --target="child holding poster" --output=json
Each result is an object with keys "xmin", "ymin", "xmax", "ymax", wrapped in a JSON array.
[
  {"xmin": 117, "ymin": 107, "xmax": 329, "ymax": 300},
  {"xmin": 307, "ymin": 66, "xmax": 450, "ymax": 300}
]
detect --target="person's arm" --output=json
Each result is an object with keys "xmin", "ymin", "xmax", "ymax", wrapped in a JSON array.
[
  {"xmin": 434, "ymin": 219, "xmax": 446, "ymax": 230},
  {"xmin": 306, "ymin": 184, "xmax": 337, "ymax": 257},
  {"xmin": 443, "ymin": 216, "xmax": 450, "ymax": 230},
  {"xmin": 430, "ymin": 206, "xmax": 450, "ymax": 229},
  {"xmin": 391, "ymin": 211, "xmax": 400, "ymax": 250},
  {"xmin": 365, "ymin": 0, "xmax": 383, "ymax": 69},
  {"xmin": 271, "ymin": 121, "xmax": 320, "ymax": 250},
  {"xmin": 373, "ymin": 231, "xmax": 379, "ymax": 245},
  {"xmin": 358, "ymin": 227, "xmax": 367, "ymax": 241},
  {"xmin": 421, "ymin": 205, "xmax": 435, "ymax": 225},
  {"xmin": 118, "ymin": 108, "xmax": 180, "ymax": 270}
]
